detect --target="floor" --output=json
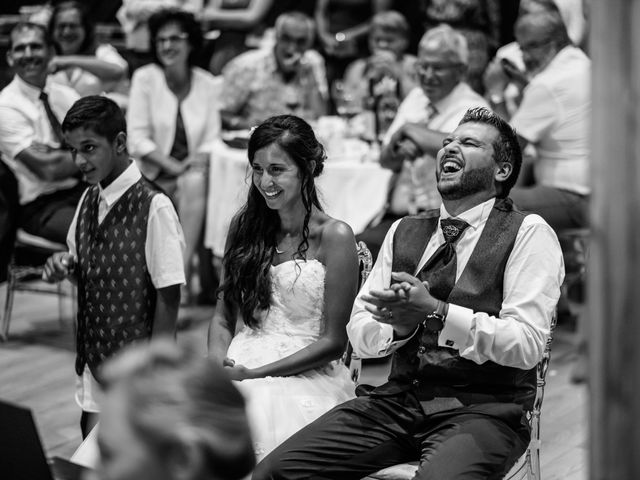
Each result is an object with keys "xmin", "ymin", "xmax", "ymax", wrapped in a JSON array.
[{"xmin": 0, "ymin": 281, "xmax": 588, "ymax": 478}]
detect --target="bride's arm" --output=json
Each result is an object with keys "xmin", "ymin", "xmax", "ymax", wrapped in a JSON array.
[
  {"xmin": 229, "ymin": 220, "xmax": 359, "ymax": 380},
  {"xmin": 207, "ymin": 266, "xmax": 238, "ymax": 365}
]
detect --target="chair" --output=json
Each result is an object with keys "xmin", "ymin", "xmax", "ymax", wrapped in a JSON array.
[
  {"xmin": 343, "ymin": 241, "xmax": 374, "ymax": 370},
  {"xmin": 350, "ymin": 315, "xmax": 558, "ymax": 480},
  {"xmin": 356, "ymin": 240, "xmax": 373, "ymax": 291},
  {"xmin": 1, "ymin": 229, "xmax": 76, "ymax": 342}
]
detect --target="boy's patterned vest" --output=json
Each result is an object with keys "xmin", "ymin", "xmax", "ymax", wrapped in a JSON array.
[
  {"xmin": 75, "ymin": 178, "xmax": 159, "ymax": 381},
  {"xmin": 374, "ymin": 198, "xmax": 538, "ymax": 409}
]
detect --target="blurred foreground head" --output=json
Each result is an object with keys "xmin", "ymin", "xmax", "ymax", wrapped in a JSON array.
[{"xmin": 98, "ymin": 340, "xmax": 255, "ymax": 480}]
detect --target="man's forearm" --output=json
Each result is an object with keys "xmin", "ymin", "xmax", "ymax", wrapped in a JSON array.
[{"xmin": 17, "ymin": 147, "xmax": 78, "ymax": 182}]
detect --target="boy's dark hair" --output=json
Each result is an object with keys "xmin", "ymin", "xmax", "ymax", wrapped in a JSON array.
[
  {"xmin": 458, "ymin": 107, "xmax": 522, "ymax": 197},
  {"xmin": 62, "ymin": 95, "xmax": 126, "ymax": 143}
]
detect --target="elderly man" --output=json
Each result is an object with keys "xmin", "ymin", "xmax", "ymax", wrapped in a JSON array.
[
  {"xmin": 0, "ymin": 22, "xmax": 83, "ymax": 244},
  {"xmin": 253, "ymin": 107, "xmax": 564, "ymax": 479},
  {"xmin": 220, "ymin": 12, "xmax": 326, "ymax": 130},
  {"xmin": 357, "ymin": 24, "xmax": 488, "ymax": 260},
  {"xmin": 487, "ymin": 10, "xmax": 590, "ymax": 231}
]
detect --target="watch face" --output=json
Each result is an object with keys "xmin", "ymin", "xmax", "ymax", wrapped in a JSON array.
[{"xmin": 424, "ymin": 314, "xmax": 444, "ymax": 333}]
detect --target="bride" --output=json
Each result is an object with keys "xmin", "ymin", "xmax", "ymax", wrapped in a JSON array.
[{"xmin": 208, "ymin": 114, "xmax": 358, "ymax": 461}]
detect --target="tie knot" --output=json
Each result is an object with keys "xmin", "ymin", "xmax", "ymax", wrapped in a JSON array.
[
  {"xmin": 39, "ymin": 90, "xmax": 48, "ymax": 101},
  {"xmin": 440, "ymin": 218, "xmax": 469, "ymax": 243}
]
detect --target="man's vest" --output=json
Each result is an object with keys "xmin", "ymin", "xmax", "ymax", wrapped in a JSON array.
[
  {"xmin": 75, "ymin": 178, "xmax": 159, "ymax": 380},
  {"xmin": 374, "ymin": 198, "xmax": 538, "ymax": 409}
]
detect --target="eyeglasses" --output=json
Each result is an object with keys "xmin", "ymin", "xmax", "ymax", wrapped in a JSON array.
[
  {"xmin": 155, "ymin": 33, "xmax": 189, "ymax": 46},
  {"xmin": 415, "ymin": 61, "xmax": 462, "ymax": 76}
]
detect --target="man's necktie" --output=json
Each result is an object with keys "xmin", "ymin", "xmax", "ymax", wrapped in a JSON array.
[
  {"xmin": 426, "ymin": 103, "xmax": 438, "ymax": 120},
  {"xmin": 419, "ymin": 218, "xmax": 470, "ymax": 301},
  {"xmin": 39, "ymin": 90, "xmax": 64, "ymax": 143}
]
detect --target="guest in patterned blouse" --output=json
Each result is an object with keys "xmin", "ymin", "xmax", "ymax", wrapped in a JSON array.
[
  {"xmin": 43, "ymin": 95, "xmax": 185, "ymax": 440},
  {"xmin": 220, "ymin": 11, "xmax": 326, "ymax": 130}
]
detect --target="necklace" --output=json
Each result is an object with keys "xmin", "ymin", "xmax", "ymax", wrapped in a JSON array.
[{"xmin": 275, "ymin": 232, "xmax": 299, "ymax": 255}]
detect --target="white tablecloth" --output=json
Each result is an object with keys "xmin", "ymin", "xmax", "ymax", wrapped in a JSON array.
[{"xmin": 204, "ymin": 141, "xmax": 393, "ymax": 256}]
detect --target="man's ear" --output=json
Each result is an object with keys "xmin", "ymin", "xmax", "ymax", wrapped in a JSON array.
[
  {"xmin": 114, "ymin": 131, "xmax": 127, "ymax": 154},
  {"xmin": 6, "ymin": 50, "xmax": 14, "ymax": 68},
  {"xmin": 495, "ymin": 161, "xmax": 513, "ymax": 182}
]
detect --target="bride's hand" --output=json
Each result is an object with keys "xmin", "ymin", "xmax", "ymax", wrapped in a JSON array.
[{"xmin": 224, "ymin": 362, "xmax": 258, "ymax": 381}]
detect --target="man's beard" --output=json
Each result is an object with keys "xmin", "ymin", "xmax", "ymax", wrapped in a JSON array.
[{"xmin": 437, "ymin": 165, "xmax": 495, "ymax": 200}]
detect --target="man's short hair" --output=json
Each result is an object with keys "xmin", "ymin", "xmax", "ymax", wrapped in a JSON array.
[
  {"xmin": 459, "ymin": 107, "xmax": 522, "ymax": 198},
  {"xmin": 102, "ymin": 340, "xmax": 255, "ymax": 480},
  {"xmin": 371, "ymin": 10, "xmax": 410, "ymax": 40},
  {"xmin": 8, "ymin": 21, "xmax": 53, "ymax": 50},
  {"xmin": 516, "ymin": 10, "xmax": 571, "ymax": 48},
  {"xmin": 275, "ymin": 11, "xmax": 315, "ymax": 40},
  {"xmin": 62, "ymin": 95, "xmax": 126, "ymax": 143},
  {"xmin": 418, "ymin": 24, "xmax": 469, "ymax": 66}
]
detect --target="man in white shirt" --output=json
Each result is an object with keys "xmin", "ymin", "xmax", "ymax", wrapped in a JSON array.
[
  {"xmin": 0, "ymin": 22, "xmax": 83, "ymax": 243},
  {"xmin": 357, "ymin": 25, "xmax": 488, "ymax": 260},
  {"xmin": 487, "ymin": 10, "xmax": 590, "ymax": 230},
  {"xmin": 254, "ymin": 107, "xmax": 564, "ymax": 479}
]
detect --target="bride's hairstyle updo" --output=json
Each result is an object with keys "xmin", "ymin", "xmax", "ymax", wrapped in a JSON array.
[{"xmin": 221, "ymin": 115, "xmax": 326, "ymax": 328}]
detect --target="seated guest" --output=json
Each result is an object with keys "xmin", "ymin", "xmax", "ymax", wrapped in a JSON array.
[
  {"xmin": 199, "ymin": 0, "xmax": 275, "ymax": 75},
  {"xmin": 98, "ymin": 339, "xmax": 255, "ymax": 480},
  {"xmin": 357, "ymin": 24, "xmax": 488, "ymax": 259},
  {"xmin": 43, "ymin": 95, "xmax": 185, "ymax": 439},
  {"xmin": 315, "ymin": 0, "xmax": 392, "ymax": 91},
  {"xmin": 254, "ymin": 107, "xmax": 564, "ymax": 479},
  {"xmin": 116, "ymin": 0, "xmax": 201, "ymax": 73},
  {"xmin": 208, "ymin": 115, "xmax": 358, "ymax": 461},
  {"xmin": 342, "ymin": 10, "xmax": 417, "ymax": 115},
  {"xmin": 220, "ymin": 12, "xmax": 326, "ymax": 130},
  {"xmin": 487, "ymin": 10, "xmax": 590, "ymax": 231},
  {"xmin": 48, "ymin": 1, "xmax": 129, "ymax": 107},
  {"xmin": 0, "ymin": 22, "xmax": 83, "ymax": 244},
  {"xmin": 127, "ymin": 8, "xmax": 221, "ymax": 284}
]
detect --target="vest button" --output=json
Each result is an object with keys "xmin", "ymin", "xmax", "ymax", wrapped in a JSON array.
[
  {"xmin": 412, "ymin": 379, "xmax": 420, "ymax": 387},
  {"xmin": 418, "ymin": 346, "xmax": 426, "ymax": 354}
]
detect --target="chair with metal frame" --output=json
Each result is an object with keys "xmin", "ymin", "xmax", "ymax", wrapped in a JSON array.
[
  {"xmin": 1, "ymin": 229, "xmax": 76, "ymax": 342},
  {"xmin": 0, "ymin": 157, "xmax": 76, "ymax": 341}
]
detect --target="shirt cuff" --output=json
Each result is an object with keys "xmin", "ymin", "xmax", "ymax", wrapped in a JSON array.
[
  {"xmin": 379, "ymin": 325, "xmax": 420, "ymax": 355},
  {"xmin": 438, "ymin": 304, "xmax": 474, "ymax": 349}
]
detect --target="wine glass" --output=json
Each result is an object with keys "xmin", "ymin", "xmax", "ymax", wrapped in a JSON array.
[{"xmin": 331, "ymin": 80, "xmax": 362, "ymax": 119}]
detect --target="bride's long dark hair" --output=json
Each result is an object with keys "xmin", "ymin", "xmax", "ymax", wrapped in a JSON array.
[{"xmin": 221, "ymin": 115, "xmax": 326, "ymax": 329}]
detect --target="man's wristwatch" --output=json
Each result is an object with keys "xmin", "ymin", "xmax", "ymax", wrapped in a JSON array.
[{"xmin": 423, "ymin": 300, "xmax": 449, "ymax": 333}]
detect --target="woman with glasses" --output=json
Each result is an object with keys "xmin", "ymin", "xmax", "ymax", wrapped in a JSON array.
[{"xmin": 127, "ymin": 8, "xmax": 222, "ymax": 293}]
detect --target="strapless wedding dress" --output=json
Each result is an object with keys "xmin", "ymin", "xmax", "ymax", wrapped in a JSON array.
[{"xmin": 226, "ymin": 259, "xmax": 355, "ymax": 460}]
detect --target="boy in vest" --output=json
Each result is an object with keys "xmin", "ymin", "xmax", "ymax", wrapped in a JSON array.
[
  {"xmin": 43, "ymin": 95, "xmax": 185, "ymax": 438},
  {"xmin": 254, "ymin": 107, "xmax": 565, "ymax": 479}
]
